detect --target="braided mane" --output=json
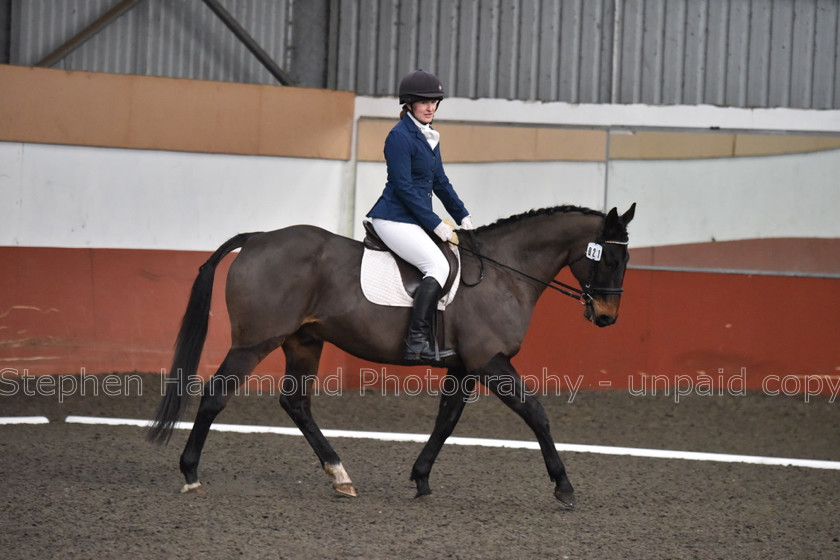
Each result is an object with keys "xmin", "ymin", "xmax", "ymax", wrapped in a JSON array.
[{"xmin": 475, "ymin": 205, "xmax": 604, "ymax": 233}]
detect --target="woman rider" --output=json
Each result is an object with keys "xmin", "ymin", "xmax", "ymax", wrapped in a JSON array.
[{"xmin": 367, "ymin": 69, "xmax": 474, "ymax": 362}]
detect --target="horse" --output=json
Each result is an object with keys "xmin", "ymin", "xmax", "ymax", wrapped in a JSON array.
[{"xmin": 148, "ymin": 203, "xmax": 636, "ymax": 509}]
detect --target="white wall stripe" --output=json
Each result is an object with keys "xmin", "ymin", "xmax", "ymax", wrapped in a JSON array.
[
  {"xmin": 63, "ymin": 415, "xmax": 840, "ymax": 471},
  {"xmin": 0, "ymin": 142, "xmax": 349, "ymax": 250},
  {"xmin": 0, "ymin": 416, "xmax": 50, "ymax": 425}
]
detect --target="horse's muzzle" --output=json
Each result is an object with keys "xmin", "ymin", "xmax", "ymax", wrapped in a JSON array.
[
  {"xmin": 584, "ymin": 298, "xmax": 619, "ymax": 327},
  {"xmin": 594, "ymin": 313, "xmax": 617, "ymax": 327}
]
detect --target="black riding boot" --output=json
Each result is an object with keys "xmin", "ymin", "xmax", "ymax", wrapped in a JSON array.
[{"xmin": 404, "ymin": 277, "xmax": 456, "ymax": 362}]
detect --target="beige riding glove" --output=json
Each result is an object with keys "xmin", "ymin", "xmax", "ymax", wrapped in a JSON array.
[{"xmin": 434, "ymin": 220, "xmax": 459, "ymax": 245}]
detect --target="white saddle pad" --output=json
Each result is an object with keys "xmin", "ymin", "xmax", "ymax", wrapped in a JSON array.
[{"xmin": 360, "ymin": 246, "xmax": 460, "ymax": 309}]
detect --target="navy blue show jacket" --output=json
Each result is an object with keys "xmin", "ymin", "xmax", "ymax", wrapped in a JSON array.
[{"xmin": 367, "ymin": 114, "xmax": 469, "ymax": 232}]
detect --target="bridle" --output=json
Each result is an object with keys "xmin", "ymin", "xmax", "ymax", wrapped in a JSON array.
[
  {"xmin": 561, "ymin": 237, "xmax": 629, "ymax": 304},
  {"xmin": 455, "ymin": 230, "xmax": 629, "ymax": 306}
]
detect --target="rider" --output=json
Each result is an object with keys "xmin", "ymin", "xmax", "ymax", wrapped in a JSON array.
[{"xmin": 367, "ymin": 69, "xmax": 474, "ymax": 362}]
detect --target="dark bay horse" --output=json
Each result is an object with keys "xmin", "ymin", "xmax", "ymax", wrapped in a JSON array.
[{"xmin": 149, "ymin": 203, "xmax": 636, "ymax": 508}]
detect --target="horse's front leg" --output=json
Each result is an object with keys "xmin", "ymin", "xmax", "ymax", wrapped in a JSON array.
[
  {"xmin": 410, "ymin": 367, "xmax": 476, "ymax": 498},
  {"xmin": 478, "ymin": 353, "xmax": 576, "ymax": 508}
]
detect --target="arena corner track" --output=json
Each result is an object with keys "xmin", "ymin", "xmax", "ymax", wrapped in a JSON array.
[{"xmin": 148, "ymin": 203, "xmax": 637, "ymax": 509}]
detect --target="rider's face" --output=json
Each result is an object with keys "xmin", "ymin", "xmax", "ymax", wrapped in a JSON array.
[{"xmin": 410, "ymin": 100, "xmax": 438, "ymax": 124}]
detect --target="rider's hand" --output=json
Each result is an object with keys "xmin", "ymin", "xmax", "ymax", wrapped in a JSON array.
[
  {"xmin": 460, "ymin": 215, "xmax": 474, "ymax": 230},
  {"xmin": 434, "ymin": 221, "xmax": 453, "ymax": 242}
]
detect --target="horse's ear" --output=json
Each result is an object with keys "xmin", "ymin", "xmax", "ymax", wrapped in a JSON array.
[
  {"xmin": 604, "ymin": 204, "xmax": 634, "ymax": 237},
  {"xmin": 603, "ymin": 207, "xmax": 621, "ymax": 238},
  {"xmin": 621, "ymin": 203, "xmax": 636, "ymax": 225}
]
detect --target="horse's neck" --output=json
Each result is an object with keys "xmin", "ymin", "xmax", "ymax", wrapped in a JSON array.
[{"xmin": 482, "ymin": 212, "xmax": 601, "ymax": 284}]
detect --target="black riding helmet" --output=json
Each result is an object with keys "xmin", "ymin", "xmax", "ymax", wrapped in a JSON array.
[{"xmin": 398, "ymin": 70, "xmax": 445, "ymax": 104}]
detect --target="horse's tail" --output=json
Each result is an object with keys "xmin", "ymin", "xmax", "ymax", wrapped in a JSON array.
[{"xmin": 147, "ymin": 232, "xmax": 260, "ymax": 444}]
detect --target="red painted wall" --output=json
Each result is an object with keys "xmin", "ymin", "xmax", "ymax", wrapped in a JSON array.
[{"xmin": 2, "ymin": 247, "xmax": 838, "ymax": 395}]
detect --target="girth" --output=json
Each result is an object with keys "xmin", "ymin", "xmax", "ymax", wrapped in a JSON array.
[{"xmin": 362, "ymin": 220, "xmax": 459, "ymax": 298}]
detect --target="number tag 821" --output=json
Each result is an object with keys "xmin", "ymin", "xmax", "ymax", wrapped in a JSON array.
[{"xmin": 585, "ymin": 243, "xmax": 603, "ymax": 262}]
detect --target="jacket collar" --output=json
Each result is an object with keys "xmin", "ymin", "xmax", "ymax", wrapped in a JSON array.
[
  {"xmin": 406, "ymin": 110, "xmax": 432, "ymax": 132},
  {"xmin": 401, "ymin": 113, "xmax": 438, "ymax": 152}
]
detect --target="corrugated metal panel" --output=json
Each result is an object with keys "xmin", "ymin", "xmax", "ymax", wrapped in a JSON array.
[
  {"xmin": 330, "ymin": 0, "xmax": 617, "ymax": 103},
  {"xmin": 0, "ymin": 0, "xmax": 11, "ymax": 63},
  {"xmin": 5, "ymin": 0, "xmax": 839, "ymax": 109},
  {"xmin": 813, "ymin": 0, "xmax": 840, "ymax": 110},
  {"xmin": 330, "ymin": 0, "xmax": 839, "ymax": 109},
  {"xmin": 330, "ymin": 0, "xmax": 612, "ymax": 102},
  {"xmin": 137, "ymin": 0, "xmax": 293, "ymax": 84},
  {"xmin": 9, "ymin": 0, "xmax": 294, "ymax": 85},
  {"xmin": 614, "ymin": 0, "xmax": 839, "ymax": 109},
  {"xmin": 10, "ymin": 0, "xmax": 111, "ymax": 67}
]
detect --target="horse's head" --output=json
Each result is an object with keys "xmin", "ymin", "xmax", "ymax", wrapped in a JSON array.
[{"xmin": 569, "ymin": 203, "xmax": 636, "ymax": 327}]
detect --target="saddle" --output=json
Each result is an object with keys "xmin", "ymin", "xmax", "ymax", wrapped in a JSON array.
[{"xmin": 362, "ymin": 221, "xmax": 459, "ymax": 298}]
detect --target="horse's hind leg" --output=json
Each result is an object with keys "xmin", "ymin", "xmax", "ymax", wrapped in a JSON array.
[
  {"xmin": 279, "ymin": 330, "xmax": 357, "ymax": 497},
  {"xmin": 478, "ymin": 353, "xmax": 576, "ymax": 508},
  {"xmin": 410, "ymin": 367, "xmax": 475, "ymax": 498},
  {"xmin": 179, "ymin": 346, "xmax": 265, "ymax": 493}
]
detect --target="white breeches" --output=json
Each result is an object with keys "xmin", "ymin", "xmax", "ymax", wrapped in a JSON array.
[{"xmin": 371, "ymin": 218, "xmax": 450, "ymax": 288}]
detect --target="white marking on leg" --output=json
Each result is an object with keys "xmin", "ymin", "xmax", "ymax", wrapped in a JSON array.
[
  {"xmin": 180, "ymin": 481, "xmax": 203, "ymax": 493},
  {"xmin": 324, "ymin": 463, "xmax": 352, "ymax": 485},
  {"xmin": 324, "ymin": 463, "xmax": 357, "ymax": 496}
]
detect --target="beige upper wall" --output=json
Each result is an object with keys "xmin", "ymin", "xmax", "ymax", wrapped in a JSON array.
[
  {"xmin": 609, "ymin": 130, "xmax": 840, "ymax": 159},
  {"xmin": 0, "ymin": 65, "xmax": 354, "ymax": 159},
  {"xmin": 3, "ymin": 64, "xmax": 838, "ymax": 163},
  {"xmin": 359, "ymin": 118, "xmax": 840, "ymax": 163},
  {"xmin": 357, "ymin": 119, "xmax": 608, "ymax": 163}
]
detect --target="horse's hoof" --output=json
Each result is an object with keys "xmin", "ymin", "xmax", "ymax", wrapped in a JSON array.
[
  {"xmin": 554, "ymin": 489, "xmax": 576, "ymax": 509},
  {"xmin": 333, "ymin": 483, "xmax": 357, "ymax": 497},
  {"xmin": 413, "ymin": 489, "xmax": 433, "ymax": 500},
  {"xmin": 411, "ymin": 475, "xmax": 432, "ymax": 498},
  {"xmin": 180, "ymin": 481, "xmax": 205, "ymax": 494}
]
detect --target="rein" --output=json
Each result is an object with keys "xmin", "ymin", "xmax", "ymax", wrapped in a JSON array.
[{"xmin": 455, "ymin": 231, "xmax": 628, "ymax": 305}]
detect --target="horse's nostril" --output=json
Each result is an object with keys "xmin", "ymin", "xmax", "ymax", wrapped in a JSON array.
[{"xmin": 595, "ymin": 314, "xmax": 616, "ymax": 327}]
